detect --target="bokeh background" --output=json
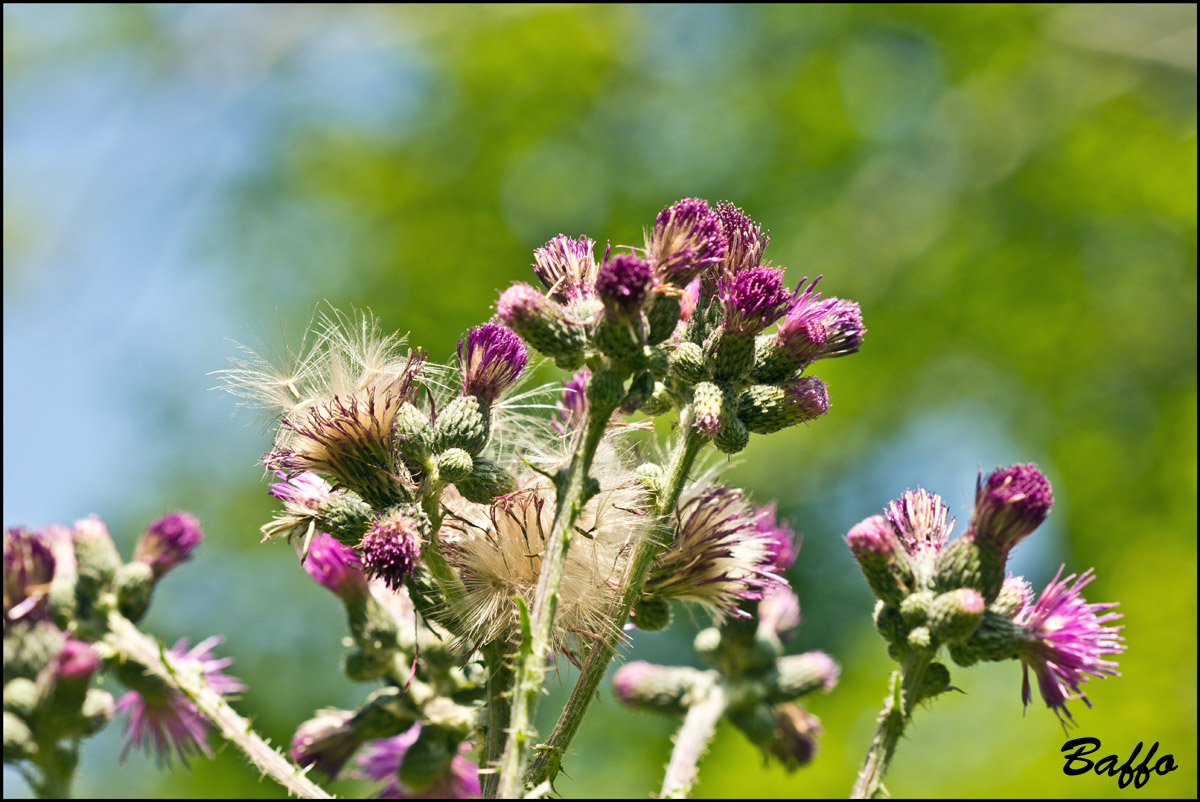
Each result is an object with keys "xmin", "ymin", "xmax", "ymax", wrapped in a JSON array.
[{"xmin": 4, "ymin": 4, "xmax": 1196, "ymax": 798}]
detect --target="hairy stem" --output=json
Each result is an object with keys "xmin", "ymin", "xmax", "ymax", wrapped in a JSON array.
[
  {"xmin": 494, "ymin": 399, "xmax": 615, "ymax": 798},
  {"xmin": 481, "ymin": 643, "xmax": 514, "ymax": 799},
  {"xmin": 660, "ymin": 676, "xmax": 726, "ymax": 799},
  {"xmin": 29, "ymin": 743, "xmax": 75, "ymax": 799},
  {"xmin": 851, "ymin": 653, "xmax": 932, "ymax": 799},
  {"xmin": 526, "ymin": 409, "xmax": 703, "ymax": 787},
  {"xmin": 105, "ymin": 611, "xmax": 333, "ymax": 800}
]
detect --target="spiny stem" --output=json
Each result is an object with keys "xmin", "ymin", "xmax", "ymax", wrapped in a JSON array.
[
  {"xmin": 105, "ymin": 611, "xmax": 333, "ymax": 800},
  {"xmin": 526, "ymin": 409, "xmax": 704, "ymax": 787},
  {"xmin": 660, "ymin": 675, "xmax": 726, "ymax": 799},
  {"xmin": 481, "ymin": 642, "xmax": 513, "ymax": 799},
  {"xmin": 851, "ymin": 653, "xmax": 932, "ymax": 799},
  {"xmin": 494, "ymin": 398, "xmax": 615, "ymax": 798}
]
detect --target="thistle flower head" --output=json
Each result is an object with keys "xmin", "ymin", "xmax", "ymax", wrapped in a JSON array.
[
  {"xmin": 971, "ymin": 463, "xmax": 1053, "ymax": 553},
  {"xmin": 1014, "ymin": 566, "xmax": 1124, "ymax": 726},
  {"xmin": 719, "ymin": 266, "xmax": 792, "ymax": 335},
  {"xmin": 116, "ymin": 636, "xmax": 244, "ymax": 766},
  {"xmin": 457, "ymin": 324, "xmax": 528, "ymax": 405},
  {"xmin": 532, "ymin": 234, "xmax": 599, "ymax": 304},
  {"xmin": 290, "ymin": 708, "xmax": 359, "ymax": 778},
  {"xmin": 885, "ymin": 488, "xmax": 954, "ymax": 557},
  {"xmin": 262, "ymin": 471, "xmax": 345, "ymax": 542},
  {"xmin": 133, "ymin": 512, "xmax": 204, "ymax": 579},
  {"xmin": 759, "ymin": 584, "xmax": 802, "ymax": 638},
  {"xmin": 3, "ymin": 527, "xmax": 56, "ymax": 623},
  {"xmin": 647, "ymin": 198, "xmax": 726, "ymax": 286},
  {"xmin": 445, "ymin": 447, "xmax": 643, "ymax": 653},
  {"xmin": 765, "ymin": 704, "xmax": 822, "ymax": 772},
  {"xmin": 714, "ymin": 202, "xmax": 769, "ymax": 274},
  {"xmin": 595, "ymin": 254, "xmax": 653, "ymax": 318},
  {"xmin": 772, "ymin": 278, "xmax": 865, "ymax": 366},
  {"xmin": 494, "ymin": 282, "xmax": 587, "ymax": 363},
  {"xmin": 54, "ymin": 638, "xmax": 101, "ymax": 683},
  {"xmin": 355, "ymin": 724, "xmax": 481, "ymax": 799},
  {"xmin": 646, "ymin": 485, "xmax": 783, "ymax": 619},
  {"xmin": 300, "ymin": 532, "xmax": 368, "ymax": 600},
  {"xmin": 754, "ymin": 502, "xmax": 800, "ymax": 574},
  {"xmin": 846, "ymin": 515, "xmax": 901, "ymax": 558},
  {"xmin": 551, "ymin": 369, "xmax": 591, "ymax": 435},
  {"xmin": 359, "ymin": 507, "xmax": 427, "ymax": 592}
]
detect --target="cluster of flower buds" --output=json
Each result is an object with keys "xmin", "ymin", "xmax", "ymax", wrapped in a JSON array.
[
  {"xmin": 615, "ymin": 504, "xmax": 839, "ymax": 772},
  {"xmin": 3, "ymin": 513, "xmax": 242, "ymax": 777},
  {"xmin": 847, "ymin": 464, "xmax": 1124, "ymax": 724}
]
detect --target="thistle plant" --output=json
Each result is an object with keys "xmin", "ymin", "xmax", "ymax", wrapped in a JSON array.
[{"xmin": 2, "ymin": 199, "xmax": 1126, "ymax": 799}]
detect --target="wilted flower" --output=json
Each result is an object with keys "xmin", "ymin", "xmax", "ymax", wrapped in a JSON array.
[
  {"xmin": 885, "ymin": 488, "xmax": 954, "ymax": 557},
  {"xmin": 133, "ymin": 512, "xmax": 204, "ymax": 579},
  {"xmin": 714, "ymin": 202, "xmax": 768, "ymax": 274},
  {"xmin": 356, "ymin": 724, "xmax": 481, "ymax": 799},
  {"xmin": 532, "ymin": 234, "xmax": 599, "ymax": 304},
  {"xmin": 290, "ymin": 708, "xmax": 359, "ymax": 778},
  {"xmin": 1014, "ymin": 566, "xmax": 1124, "ymax": 725},
  {"xmin": 646, "ymin": 198, "xmax": 726, "ymax": 286},
  {"xmin": 116, "ymin": 636, "xmax": 244, "ymax": 766},
  {"xmin": 457, "ymin": 324, "xmax": 528, "ymax": 405},
  {"xmin": 971, "ymin": 463, "xmax": 1054, "ymax": 553},
  {"xmin": 646, "ymin": 485, "xmax": 782, "ymax": 619}
]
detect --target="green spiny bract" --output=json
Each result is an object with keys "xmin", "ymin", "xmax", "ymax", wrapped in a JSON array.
[{"xmin": 434, "ymin": 395, "xmax": 490, "ymax": 456}]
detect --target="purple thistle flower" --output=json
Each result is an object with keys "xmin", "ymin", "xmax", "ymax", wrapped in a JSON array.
[
  {"xmin": 116, "ymin": 636, "xmax": 244, "ymax": 767},
  {"xmin": 269, "ymin": 470, "xmax": 337, "ymax": 512},
  {"xmin": 290, "ymin": 708, "xmax": 360, "ymax": 778},
  {"xmin": 457, "ymin": 323, "xmax": 528, "ymax": 404},
  {"xmin": 1014, "ymin": 566, "xmax": 1124, "ymax": 726},
  {"xmin": 720, "ymin": 266, "xmax": 792, "ymax": 334},
  {"xmin": 359, "ymin": 509, "xmax": 425, "ymax": 592},
  {"xmin": 758, "ymin": 584, "xmax": 802, "ymax": 638},
  {"xmin": 595, "ymin": 254, "xmax": 653, "ymax": 318},
  {"xmin": 551, "ymin": 369, "xmax": 591, "ymax": 435},
  {"xmin": 971, "ymin": 463, "xmax": 1054, "ymax": 553},
  {"xmin": 532, "ymin": 234, "xmax": 598, "ymax": 303},
  {"xmin": 356, "ymin": 724, "xmax": 481, "ymax": 799},
  {"xmin": 885, "ymin": 488, "xmax": 954, "ymax": 557},
  {"xmin": 772, "ymin": 278, "xmax": 865, "ymax": 366},
  {"xmin": 647, "ymin": 198, "xmax": 726, "ymax": 286},
  {"xmin": 54, "ymin": 638, "xmax": 101, "ymax": 683},
  {"xmin": 646, "ymin": 485, "xmax": 783, "ymax": 619},
  {"xmin": 301, "ymin": 532, "xmax": 369, "ymax": 600},
  {"xmin": 3, "ymin": 527, "xmax": 56, "ymax": 623},
  {"xmin": 133, "ymin": 512, "xmax": 204, "ymax": 579},
  {"xmin": 714, "ymin": 202, "xmax": 769, "ymax": 274},
  {"xmin": 754, "ymin": 503, "xmax": 800, "ymax": 574},
  {"xmin": 765, "ymin": 704, "xmax": 822, "ymax": 772},
  {"xmin": 495, "ymin": 282, "xmax": 550, "ymax": 329}
]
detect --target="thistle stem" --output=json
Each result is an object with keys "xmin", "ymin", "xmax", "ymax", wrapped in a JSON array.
[
  {"xmin": 660, "ymin": 675, "xmax": 726, "ymax": 799},
  {"xmin": 494, "ymin": 398, "xmax": 616, "ymax": 798},
  {"xmin": 526, "ymin": 409, "xmax": 704, "ymax": 787},
  {"xmin": 105, "ymin": 611, "xmax": 333, "ymax": 800},
  {"xmin": 481, "ymin": 643, "xmax": 514, "ymax": 799},
  {"xmin": 851, "ymin": 652, "xmax": 932, "ymax": 799}
]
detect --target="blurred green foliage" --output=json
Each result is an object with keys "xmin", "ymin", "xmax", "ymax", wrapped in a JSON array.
[{"xmin": 4, "ymin": 4, "xmax": 1195, "ymax": 798}]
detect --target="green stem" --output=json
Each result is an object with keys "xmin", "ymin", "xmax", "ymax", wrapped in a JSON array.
[
  {"xmin": 481, "ymin": 643, "xmax": 514, "ymax": 799},
  {"xmin": 105, "ymin": 611, "xmax": 333, "ymax": 800},
  {"xmin": 660, "ymin": 675, "xmax": 726, "ymax": 799},
  {"xmin": 494, "ymin": 399, "xmax": 615, "ymax": 798},
  {"xmin": 526, "ymin": 409, "xmax": 704, "ymax": 787},
  {"xmin": 851, "ymin": 652, "xmax": 932, "ymax": 799},
  {"xmin": 30, "ymin": 743, "xmax": 75, "ymax": 799}
]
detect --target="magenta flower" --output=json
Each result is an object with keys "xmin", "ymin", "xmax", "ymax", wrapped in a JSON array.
[
  {"xmin": 301, "ymin": 532, "xmax": 368, "ymax": 600},
  {"xmin": 647, "ymin": 198, "xmax": 726, "ymax": 286},
  {"xmin": 885, "ymin": 488, "xmax": 954, "ymax": 557},
  {"xmin": 457, "ymin": 324, "xmax": 528, "ymax": 404},
  {"xmin": 713, "ymin": 202, "xmax": 769, "ymax": 274},
  {"xmin": 754, "ymin": 502, "xmax": 800, "ymax": 574},
  {"xmin": 3, "ymin": 527, "xmax": 56, "ymax": 623},
  {"xmin": 1014, "ymin": 566, "xmax": 1124, "ymax": 726},
  {"xmin": 356, "ymin": 724, "xmax": 480, "ymax": 799},
  {"xmin": 719, "ymin": 266, "xmax": 792, "ymax": 334},
  {"xmin": 133, "ymin": 512, "xmax": 204, "ymax": 579},
  {"xmin": 531, "ymin": 234, "xmax": 598, "ymax": 303},
  {"xmin": 595, "ymin": 254, "xmax": 653, "ymax": 318},
  {"xmin": 359, "ymin": 509, "xmax": 425, "ymax": 591},
  {"xmin": 551, "ymin": 369, "xmax": 591, "ymax": 435},
  {"xmin": 116, "ymin": 636, "xmax": 245, "ymax": 766},
  {"xmin": 971, "ymin": 463, "xmax": 1054, "ymax": 553},
  {"xmin": 290, "ymin": 708, "xmax": 359, "ymax": 778}
]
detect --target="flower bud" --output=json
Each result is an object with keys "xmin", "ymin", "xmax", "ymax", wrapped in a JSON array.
[
  {"xmin": 947, "ymin": 611, "xmax": 1023, "ymax": 666},
  {"xmin": 703, "ymin": 326, "xmax": 755, "ymax": 382},
  {"xmin": 639, "ymin": 381, "xmax": 673, "ymax": 416},
  {"xmin": 846, "ymin": 516, "xmax": 912, "ymax": 607},
  {"xmin": 393, "ymin": 402, "xmax": 434, "ymax": 462},
  {"xmin": 727, "ymin": 701, "xmax": 776, "ymax": 746},
  {"xmin": 929, "ymin": 588, "xmax": 985, "ymax": 644},
  {"xmin": 453, "ymin": 457, "xmax": 518, "ymax": 504},
  {"xmin": 495, "ymin": 282, "xmax": 586, "ymax": 363},
  {"xmin": 669, "ymin": 341, "xmax": 709, "ymax": 384},
  {"xmin": 768, "ymin": 651, "xmax": 840, "ymax": 703},
  {"xmin": 692, "ymin": 381, "xmax": 731, "ymax": 439},
  {"xmin": 457, "ymin": 324, "xmax": 528, "ymax": 405},
  {"xmin": 971, "ymin": 463, "xmax": 1053, "ymax": 553},
  {"xmin": 302, "ymin": 532, "xmax": 368, "ymax": 601},
  {"xmin": 114, "ymin": 561, "xmax": 155, "ymax": 622},
  {"xmin": 434, "ymin": 395, "xmax": 490, "ymax": 456},
  {"xmin": 3, "ymin": 620, "xmax": 64, "ymax": 680},
  {"xmin": 739, "ymin": 376, "xmax": 829, "ymax": 435},
  {"xmin": 359, "ymin": 507, "xmax": 427, "ymax": 592},
  {"xmin": 320, "ymin": 493, "xmax": 375, "ymax": 547},
  {"xmin": 342, "ymin": 648, "xmax": 387, "ymax": 682},
  {"xmin": 631, "ymin": 596, "xmax": 672, "ymax": 632},
  {"xmin": 873, "ymin": 601, "xmax": 906, "ymax": 644},
  {"xmin": 612, "ymin": 661, "xmax": 704, "ymax": 716},
  {"xmin": 4, "ymin": 678, "xmax": 41, "ymax": 720},
  {"xmin": 436, "ymin": 448, "xmax": 474, "ymax": 483},
  {"xmin": 713, "ymin": 416, "xmax": 749, "ymax": 455},
  {"xmin": 290, "ymin": 709, "xmax": 360, "ymax": 777},
  {"xmin": 990, "ymin": 574, "xmax": 1033, "ymax": 617},
  {"xmin": 4, "ymin": 527, "xmax": 56, "ymax": 623},
  {"xmin": 70, "ymin": 516, "xmax": 121, "ymax": 602},
  {"xmin": 586, "ymin": 370, "xmax": 626, "ymax": 413},
  {"xmin": 79, "ymin": 688, "xmax": 114, "ymax": 736},
  {"xmin": 917, "ymin": 661, "xmax": 952, "ymax": 702},
  {"xmin": 764, "ymin": 703, "xmax": 821, "ymax": 772},
  {"xmin": 133, "ymin": 512, "xmax": 203, "ymax": 580},
  {"xmin": 646, "ymin": 292, "xmax": 683, "ymax": 345},
  {"xmin": 551, "ymin": 369, "xmax": 590, "ymax": 434},
  {"xmin": 753, "ymin": 278, "xmax": 864, "ymax": 382},
  {"xmin": 3, "ymin": 711, "xmax": 35, "ymax": 762}
]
